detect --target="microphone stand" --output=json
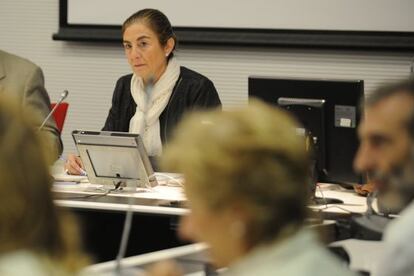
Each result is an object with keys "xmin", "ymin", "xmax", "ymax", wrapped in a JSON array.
[
  {"xmin": 113, "ymin": 77, "xmax": 155, "ymax": 276},
  {"xmin": 307, "ymin": 132, "xmax": 343, "ymax": 205},
  {"xmin": 38, "ymin": 90, "xmax": 69, "ymax": 131}
]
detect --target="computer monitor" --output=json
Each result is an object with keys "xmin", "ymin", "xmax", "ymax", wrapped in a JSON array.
[
  {"xmin": 72, "ymin": 130, "xmax": 158, "ymax": 191},
  {"xmin": 248, "ymin": 76, "xmax": 363, "ymax": 185}
]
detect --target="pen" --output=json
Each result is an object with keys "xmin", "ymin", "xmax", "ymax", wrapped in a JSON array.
[{"xmin": 79, "ymin": 168, "xmax": 88, "ymax": 176}]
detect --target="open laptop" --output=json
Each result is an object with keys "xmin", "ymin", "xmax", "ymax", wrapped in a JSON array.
[{"xmin": 72, "ymin": 130, "xmax": 158, "ymax": 191}]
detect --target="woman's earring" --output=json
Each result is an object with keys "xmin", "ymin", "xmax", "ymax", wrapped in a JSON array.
[{"xmin": 165, "ymin": 52, "xmax": 170, "ymax": 57}]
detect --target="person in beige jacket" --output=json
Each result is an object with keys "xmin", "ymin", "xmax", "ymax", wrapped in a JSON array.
[{"xmin": 0, "ymin": 49, "xmax": 62, "ymax": 159}]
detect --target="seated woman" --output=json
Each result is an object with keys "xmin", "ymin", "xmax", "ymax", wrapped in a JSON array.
[
  {"xmin": 65, "ymin": 8, "xmax": 221, "ymax": 175},
  {"xmin": 0, "ymin": 97, "xmax": 88, "ymax": 275},
  {"xmin": 151, "ymin": 101, "xmax": 356, "ymax": 276}
]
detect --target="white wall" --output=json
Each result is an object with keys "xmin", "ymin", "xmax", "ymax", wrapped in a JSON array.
[
  {"xmin": 1, "ymin": 0, "xmax": 414, "ymax": 156},
  {"xmin": 68, "ymin": 0, "xmax": 414, "ymax": 31}
]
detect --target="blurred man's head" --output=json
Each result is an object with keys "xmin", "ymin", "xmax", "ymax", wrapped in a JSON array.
[{"xmin": 354, "ymin": 78, "xmax": 414, "ymax": 213}]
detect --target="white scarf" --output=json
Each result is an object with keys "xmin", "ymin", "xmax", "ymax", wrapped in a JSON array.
[{"xmin": 129, "ymin": 58, "xmax": 180, "ymax": 156}]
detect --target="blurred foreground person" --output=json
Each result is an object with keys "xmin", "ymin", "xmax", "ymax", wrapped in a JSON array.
[
  {"xmin": 354, "ymin": 78, "xmax": 414, "ymax": 276},
  {"xmin": 0, "ymin": 96, "xmax": 87, "ymax": 275},
  {"xmin": 156, "ymin": 101, "xmax": 355, "ymax": 276}
]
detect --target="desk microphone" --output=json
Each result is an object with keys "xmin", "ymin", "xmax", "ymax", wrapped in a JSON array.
[
  {"xmin": 38, "ymin": 90, "xmax": 69, "ymax": 131},
  {"xmin": 112, "ymin": 77, "xmax": 156, "ymax": 276},
  {"xmin": 365, "ymin": 190, "xmax": 377, "ymax": 216}
]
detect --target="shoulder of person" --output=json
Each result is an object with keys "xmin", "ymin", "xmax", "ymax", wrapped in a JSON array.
[
  {"xmin": 179, "ymin": 66, "xmax": 213, "ymax": 84},
  {"xmin": 384, "ymin": 201, "xmax": 414, "ymax": 244},
  {"xmin": 112, "ymin": 74, "xmax": 134, "ymax": 95},
  {"xmin": 0, "ymin": 49, "xmax": 39, "ymax": 73},
  {"xmin": 115, "ymin": 73, "xmax": 133, "ymax": 85}
]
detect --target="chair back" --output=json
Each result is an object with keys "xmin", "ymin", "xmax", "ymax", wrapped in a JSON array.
[{"xmin": 51, "ymin": 102, "xmax": 69, "ymax": 133}]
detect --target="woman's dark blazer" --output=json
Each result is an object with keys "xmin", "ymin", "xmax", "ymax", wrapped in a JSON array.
[{"xmin": 102, "ymin": 66, "xmax": 222, "ymax": 144}]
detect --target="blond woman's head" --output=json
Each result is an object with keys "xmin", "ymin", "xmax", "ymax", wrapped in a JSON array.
[{"xmin": 162, "ymin": 100, "xmax": 309, "ymax": 265}]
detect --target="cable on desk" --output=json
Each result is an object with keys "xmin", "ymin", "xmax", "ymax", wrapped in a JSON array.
[
  {"xmin": 57, "ymin": 187, "xmax": 118, "ymax": 200},
  {"xmin": 315, "ymin": 184, "xmax": 354, "ymax": 214},
  {"xmin": 153, "ymin": 173, "xmax": 184, "ymax": 187},
  {"xmin": 317, "ymin": 205, "xmax": 353, "ymax": 214},
  {"xmin": 316, "ymin": 183, "xmax": 329, "ymax": 208}
]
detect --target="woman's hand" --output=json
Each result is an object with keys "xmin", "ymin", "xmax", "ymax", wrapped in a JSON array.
[
  {"xmin": 146, "ymin": 260, "xmax": 183, "ymax": 276},
  {"xmin": 64, "ymin": 154, "xmax": 85, "ymax": 175}
]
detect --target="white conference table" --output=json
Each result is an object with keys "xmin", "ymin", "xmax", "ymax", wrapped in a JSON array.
[
  {"xmin": 53, "ymin": 172, "xmax": 188, "ymax": 215},
  {"xmin": 84, "ymin": 230, "xmax": 386, "ymax": 276},
  {"xmin": 310, "ymin": 183, "xmax": 377, "ymax": 214},
  {"xmin": 83, "ymin": 243, "xmax": 209, "ymax": 276},
  {"xmin": 53, "ymin": 173, "xmax": 372, "ymax": 217},
  {"xmin": 54, "ymin": 184, "xmax": 188, "ymax": 216}
]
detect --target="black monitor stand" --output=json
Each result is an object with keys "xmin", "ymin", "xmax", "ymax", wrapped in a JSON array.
[{"xmin": 309, "ymin": 158, "xmax": 343, "ymax": 205}]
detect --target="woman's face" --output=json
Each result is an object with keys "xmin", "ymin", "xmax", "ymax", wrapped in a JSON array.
[
  {"xmin": 122, "ymin": 22, "xmax": 173, "ymax": 83},
  {"xmin": 179, "ymin": 188, "xmax": 247, "ymax": 267}
]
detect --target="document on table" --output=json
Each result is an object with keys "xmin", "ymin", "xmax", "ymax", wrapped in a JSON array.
[{"xmin": 53, "ymin": 172, "xmax": 88, "ymax": 183}]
